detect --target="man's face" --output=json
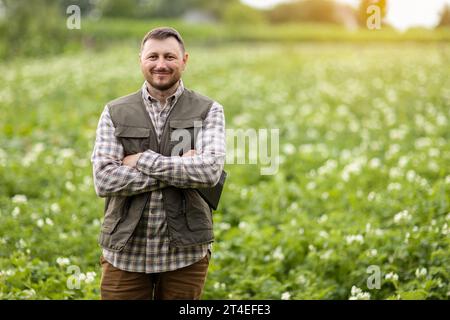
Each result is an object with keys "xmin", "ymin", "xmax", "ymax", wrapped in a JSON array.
[{"xmin": 140, "ymin": 37, "xmax": 188, "ymax": 91}]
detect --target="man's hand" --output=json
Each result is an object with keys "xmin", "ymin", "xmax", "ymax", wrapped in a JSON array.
[
  {"xmin": 123, "ymin": 153, "xmax": 142, "ymax": 168},
  {"xmin": 182, "ymin": 149, "xmax": 197, "ymax": 157}
]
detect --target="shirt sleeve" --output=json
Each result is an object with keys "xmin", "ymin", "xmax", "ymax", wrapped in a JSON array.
[
  {"xmin": 91, "ymin": 105, "xmax": 161, "ymax": 198},
  {"xmin": 135, "ymin": 101, "xmax": 226, "ymax": 189}
]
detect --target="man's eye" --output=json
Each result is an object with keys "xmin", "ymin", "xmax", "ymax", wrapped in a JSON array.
[
  {"xmin": 167, "ymin": 56, "xmax": 175, "ymax": 60},
  {"xmin": 148, "ymin": 56, "xmax": 157, "ymax": 60}
]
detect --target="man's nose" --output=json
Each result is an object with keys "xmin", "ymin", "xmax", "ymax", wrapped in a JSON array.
[{"xmin": 155, "ymin": 58, "xmax": 167, "ymax": 69}]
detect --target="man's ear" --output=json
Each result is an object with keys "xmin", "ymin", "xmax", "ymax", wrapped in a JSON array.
[{"xmin": 182, "ymin": 52, "xmax": 189, "ymax": 70}]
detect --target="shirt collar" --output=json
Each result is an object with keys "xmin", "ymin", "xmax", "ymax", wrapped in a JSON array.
[{"xmin": 142, "ymin": 79, "xmax": 184, "ymax": 106}]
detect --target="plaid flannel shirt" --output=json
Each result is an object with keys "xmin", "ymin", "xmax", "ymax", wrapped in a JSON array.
[{"xmin": 91, "ymin": 80, "xmax": 226, "ymax": 273}]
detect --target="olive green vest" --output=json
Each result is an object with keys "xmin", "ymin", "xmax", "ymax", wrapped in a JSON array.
[{"xmin": 98, "ymin": 88, "xmax": 215, "ymax": 252}]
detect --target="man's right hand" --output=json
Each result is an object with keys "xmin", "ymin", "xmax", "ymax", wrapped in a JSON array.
[{"xmin": 182, "ymin": 149, "xmax": 197, "ymax": 157}]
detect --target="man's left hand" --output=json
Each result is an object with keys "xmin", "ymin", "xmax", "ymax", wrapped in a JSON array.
[{"xmin": 123, "ymin": 153, "xmax": 142, "ymax": 168}]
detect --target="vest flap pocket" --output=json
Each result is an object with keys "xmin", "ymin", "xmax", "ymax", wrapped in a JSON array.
[
  {"xmin": 101, "ymin": 196, "xmax": 129, "ymax": 234},
  {"xmin": 169, "ymin": 118, "xmax": 202, "ymax": 129},
  {"xmin": 114, "ymin": 126, "xmax": 151, "ymax": 138},
  {"xmin": 182, "ymin": 189, "xmax": 213, "ymax": 232},
  {"xmin": 101, "ymin": 217, "xmax": 122, "ymax": 234}
]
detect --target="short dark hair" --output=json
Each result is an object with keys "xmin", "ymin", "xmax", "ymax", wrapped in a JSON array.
[{"xmin": 140, "ymin": 27, "xmax": 185, "ymax": 53}]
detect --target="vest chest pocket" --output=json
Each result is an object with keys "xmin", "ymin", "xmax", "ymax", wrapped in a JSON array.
[
  {"xmin": 114, "ymin": 126, "xmax": 151, "ymax": 156},
  {"xmin": 169, "ymin": 118, "xmax": 202, "ymax": 156}
]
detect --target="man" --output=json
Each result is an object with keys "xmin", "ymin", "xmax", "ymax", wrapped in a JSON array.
[{"xmin": 91, "ymin": 27, "xmax": 225, "ymax": 300}]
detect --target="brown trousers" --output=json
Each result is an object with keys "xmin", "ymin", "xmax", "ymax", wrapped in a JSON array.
[{"xmin": 100, "ymin": 252, "xmax": 210, "ymax": 300}]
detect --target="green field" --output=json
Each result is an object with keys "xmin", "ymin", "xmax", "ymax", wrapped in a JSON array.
[{"xmin": 0, "ymin": 42, "xmax": 449, "ymax": 299}]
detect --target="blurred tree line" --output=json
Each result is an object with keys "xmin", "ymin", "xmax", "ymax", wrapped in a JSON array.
[
  {"xmin": 1, "ymin": 0, "xmax": 449, "ymax": 60},
  {"xmin": 439, "ymin": 5, "xmax": 450, "ymax": 27}
]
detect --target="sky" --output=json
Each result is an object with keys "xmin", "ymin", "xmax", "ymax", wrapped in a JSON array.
[{"xmin": 241, "ymin": 0, "xmax": 450, "ymax": 30}]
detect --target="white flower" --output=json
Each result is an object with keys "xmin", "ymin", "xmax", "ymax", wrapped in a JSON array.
[
  {"xmin": 12, "ymin": 194, "xmax": 28, "ymax": 204},
  {"xmin": 345, "ymin": 234, "xmax": 364, "ymax": 245},
  {"xmin": 218, "ymin": 222, "xmax": 231, "ymax": 231},
  {"xmin": 341, "ymin": 158, "xmax": 364, "ymax": 181},
  {"xmin": 283, "ymin": 144, "xmax": 296, "ymax": 155},
  {"xmin": 386, "ymin": 144, "xmax": 400, "ymax": 159},
  {"xmin": 297, "ymin": 275, "xmax": 307, "ymax": 285},
  {"xmin": 389, "ymin": 128, "xmax": 406, "ymax": 140},
  {"xmin": 37, "ymin": 219, "xmax": 44, "ymax": 228},
  {"xmin": 83, "ymin": 176, "xmax": 92, "ymax": 187},
  {"xmin": 0, "ymin": 148, "xmax": 6, "ymax": 166},
  {"xmin": 317, "ymin": 159, "xmax": 337, "ymax": 176},
  {"xmin": 65, "ymin": 181, "xmax": 76, "ymax": 192},
  {"xmin": 11, "ymin": 207, "xmax": 20, "ymax": 218},
  {"xmin": 387, "ymin": 182, "xmax": 402, "ymax": 192},
  {"xmin": 281, "ymin": 292, "xmax": 291, "ymax": 300},
  {"xmin": 273, "ymin": 247, "xmax": 284, "ymax": 260},
  {"xmin": 385, "ymin": 272, "xmax": 399, "ymax": 281},
  {"xmin": 238, "ymin": 221, "xmax": 248, "ymax": 229},
  {"xmin": 85, "ymin": 272, "xmax": 96, "ymax": 283},
  {"xmin": 0, "ymin": 269, "xmax": 16, "ymax": 277},
  {"xmin": 288, "ymin": 202, "xmax": 299, "ymax": 211},
  {"xmin": 414, "ymin": 137, "xmax": 431, "ymax": 149},
  {"xmin": 415, "ymin": 268, "xmax": 427, "ymax": 278},
  {"xmin": 50, "ymin": 203, "xmax": 60, "ymax": 214},
  {"xmin": 56, "ymin": 257, "xmax": 70, "ymax": 266},
  {"xmin": 17, "ymin": 239, "xmax": 27, "ymax": 248},
  {"xmin": 389, "ymin": 167, "xmax": 403, "ymax": 179},
  {"xmin": 445, "ymin": 176, "xmax": 450, "ymax": 185},
  {"xmin": 319, "ymin": 231, "xmax": 329, "ymax": 239},
  {"xmin": 60, "ymin": 148, "xmax": 75, "ymax": 159},
  {"xmin": 213, "ymin": 282, "xmax": 226, "ymax": 290},
  {"xmin": 45, "ymin": 218, "xmax": 54, "ymax": 226},
  {"xmin": 320, "ymin": 249, "xmax": 333, "ymax": 260},
  {"xmin": 349, "ymin": 286, "xmax": 370, "ymax": 300},
  {"xmin": 398, "ymin": 156, "xmax": 409, "ymax": 168},
  {"xmin": 393, "ymin": 210, "xmax": 411, "ymax": 224},
  {"xmin": 367, "ymin": 249, "xmax": 378, "ymax": 257},
  {"xmin": 21, "ymin": 289, "xmax": 36, "ymax": 299},
  {"xmin": 406, "ymin": 170, "xmax": 416, "ymax": 182},
  {"xmin": 317, "ymin": 214, "xmax": 328, "ymax": 224},
  {"xmin": 369, "ymin": 158, "xmax": 381, "ymax": 169},
  {"xmin": 441, "ymin": 223, "xmax": 449, "ymax": 236},
  {"xmin": 351, "ymin": 286, "xmax": 361, "ymax": 296},
  {"xmin": 306, "ymin": 181, "xmax": 316, "ymax": 190}
]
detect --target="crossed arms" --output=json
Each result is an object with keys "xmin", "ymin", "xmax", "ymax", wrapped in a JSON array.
[{"xmin": 91, "ymin": 102, "xmax": 226, "ymax": 198}]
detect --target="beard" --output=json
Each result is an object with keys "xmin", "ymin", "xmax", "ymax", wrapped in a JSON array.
[{"xmin": 146, "ymin": 68, "xmax": 181, "ymax": 91}]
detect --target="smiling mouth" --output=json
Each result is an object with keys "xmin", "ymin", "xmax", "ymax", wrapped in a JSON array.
[{"xmin": 152, "ymin": 71, "xmax": 171, "ymax": 75}]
